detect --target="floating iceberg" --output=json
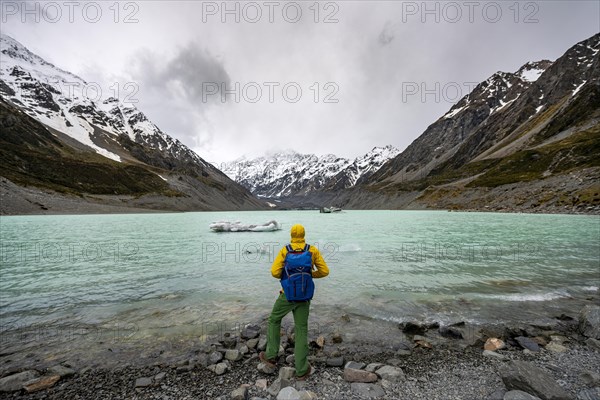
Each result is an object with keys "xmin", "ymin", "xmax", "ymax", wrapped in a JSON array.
[{"xmin": 209, "ymin": 220, "xmax": 282, "ymax": 232}]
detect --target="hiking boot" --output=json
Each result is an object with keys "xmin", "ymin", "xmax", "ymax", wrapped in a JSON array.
[
  {"xmin": 259, "ymin": 351, "xmax": 276, "ymax": 367},
  {"xmin": 296, "ymin": 364, "xmax": 312, "ymax": 381}
]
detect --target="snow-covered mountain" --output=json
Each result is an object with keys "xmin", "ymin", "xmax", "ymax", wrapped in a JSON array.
[
  {"xmin": 222, "ymin": 145, "xmax": 400, "ymax": 198},
  {"xmin": 0, "ymin": 34, "xmax": 264, "ymax": 212}
]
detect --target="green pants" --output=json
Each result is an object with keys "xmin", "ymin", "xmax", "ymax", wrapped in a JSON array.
[{"xmin": 266, "ymin": 293, "xmax": 310, "ymax": 376}]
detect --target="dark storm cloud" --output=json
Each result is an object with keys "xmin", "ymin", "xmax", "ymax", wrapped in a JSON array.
[
  {"xmin": 133, "ymin": 43, "xmax": 230, "ymax": 105},
  {"xmin": 378, "ymin": 21, "xmax": 395, "ymax": 46}
]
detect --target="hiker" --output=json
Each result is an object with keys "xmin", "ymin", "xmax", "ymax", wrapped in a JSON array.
[{"xmin": 259, "ymin": 224, "xmax": 329, "ymax": 380}]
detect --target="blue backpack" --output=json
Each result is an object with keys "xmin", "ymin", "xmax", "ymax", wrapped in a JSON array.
[{"xmin": 281, "ymin": 244, "xmax": 315, "ymax": 302}]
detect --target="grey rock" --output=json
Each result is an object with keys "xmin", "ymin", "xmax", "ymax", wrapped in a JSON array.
[
  {"xmin": 586, "ymin": 338, "xmax": 600, "ymax": 351},
  {"xmin": 396, "ymin": 349, "xmax": 412, "ymax": 356},
  {"xmin": 345, "ymin": 361, "xmax": 366, "ymax": 370},
  {"xmin": 154, "ymin": 372, "xmax": 166, "ymax": 382},
  {"xmin": 326, "ymin": 356, "xmax": 344, "ymax": 367},
  {"xmin": 576, "ymin": 387, "xmax": 600, "ymax": 400},
  {"xmin": 257, "ymin": 337, "xmax": 268, "ymax": 351},
  {"xmin": 504, "ymin": 390, "xmax": 542, "ymax": 400},
  {"xmin": 0, "ymin": 371, "xmax": 40, "ymax": 392},
  {"xmin": 579, "ymin": 305, "xmax": 600, "ymax": 339},
  {"xmin": 242, "ymin": 325, "xmax": 261, "ymax": 340},
  {"xmin": 225, "ymin": 349, "xmax": 243, "ymax": 361},
  {"xmin": 581, "ymin": 371, "xmax": 600, "ymax": 387},
  {"xmin": 501, "ymin": 360, "xmax": 574, "ymax": 400},
  {"xmin": 545, "ymin": 342, "xmax": 567, "ymax": 353},
  {"xmin": 239, "ymin": 345, "xmax": 249, "ymax": 355},
  {"xmin": 515, "ymin": 337, "xmax": 541, "ymax": 352},
  {"xmin": 257, "ymin": 362, "xmax": 276, "ymax": 375},
  {"xmin": 197, "ymin": 353, "xmax": 209, "ymax": 367},
  {"xmin": 298, "ymin": 390, "xmax": 318, "ymax": 400},
  {"xmin": 439, "ymin": 325, "xmax": 464, "ymax": 339},
  {"xmin": 488, "ymin": 388, "xmax": 506, "ymax": 400},
  {"xmin": 276, "ymin": 386, "xmax": 301, "ymax": 400},
  {"xmin": 279, "ymin": 367, "xmax": 296, "ymax": 380},
  {"xmin": 286, "ymin": 354, "xmax": 295, "ymax": 365},
  {"xmin": 247, "ymin": 338, "xmax": 259, "ymax": 349},
  {"xmin": 483, "ymin": 350, "xmax": 508, "ymax": 360},
  {"xmin": 343, "ymin": 368, "xmax": 378, "ymax": 383},
  {"xmin": 365, "ymin": 363, "xmax": 384, "ymax": 372},
  {"xmin": 268, "ymin": 378, "xmax": 291, "ymax": 397},
  {"xmin": 231, "ymin": 385, "xmax": 249, "ymax": 400},
  {"xmin": 350, "ymin": 383, "xmax": 386, "ymax": 398},
  {"xmin": 207, "ymin": 362, "xmax": 228, "ymax": 375},
  {"xmin": 399, "ymin": 321, "xmax": 427, "ymax": 335},
  {"xmin": 375, "ymin": 365, "xmax": 405, "ymax": 383},
  {"xmin": 47, "ymin": 365, "xmax": 75, "ymax": 378},
  {"xmin": 209, "ymin": 351, "xmax": 224, "ymax": 364},
  {"xmin": 135, "ymin": 377, "xmax": 153, "ymax": 388},
  {"xmin": 222, "ymin": 336, "xmax": 238, "ymax": 349}
]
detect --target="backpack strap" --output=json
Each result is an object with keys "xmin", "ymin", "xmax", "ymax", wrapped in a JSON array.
[
  {"xmin": 286, "ymin": 244, "xmax": 294, "ymax": 253},
  {"xmin": 304, "ymin": 244, "xmax": 310, "ymax": 251}
]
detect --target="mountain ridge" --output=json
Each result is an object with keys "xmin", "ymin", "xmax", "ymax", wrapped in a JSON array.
[{"xmin": 0, "ymin": 34, "xmax": 266, "ymax": 214}]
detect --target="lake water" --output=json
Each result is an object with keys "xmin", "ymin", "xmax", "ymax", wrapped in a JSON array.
[{"xmin": 1, "ymin": 210, "xmax": 598, "ymax": 365}]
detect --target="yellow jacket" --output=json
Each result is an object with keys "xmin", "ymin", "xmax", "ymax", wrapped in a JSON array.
[{"xmin": 271, "ymin": 224, "xmax": 329, "ymax": 279}]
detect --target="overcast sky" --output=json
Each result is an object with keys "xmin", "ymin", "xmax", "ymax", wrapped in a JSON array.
[{"xmin": 2, "ymin": 0, "xmax": 599, "ymax": 164}]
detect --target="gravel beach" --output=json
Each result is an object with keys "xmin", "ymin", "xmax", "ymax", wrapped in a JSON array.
[{"xmin": 1, "ymin": 303, "xmax": 599, "ymax": 400}]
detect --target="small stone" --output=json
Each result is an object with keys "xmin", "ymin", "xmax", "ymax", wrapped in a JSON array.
[
  {"xmin": 375, "ymin": 366, "xmax": 405, "ymax": 383},
  {"xmin": 545, "ymin": 342, "xmax": 567, "ymax": 353},
  {"xmin": 298, "ymin": 390, "xmax": 318, "ymax": 400},
  {"xmin": 257, "ymin": 362, "xmax": 276, "ymax": 375},
  {"xmin": 439, "ymin": 326, "xmax": 463, "ymax": 339},
  {"xmin": 247, "ymin": 338, "xmax": 259, "ymax": 349},
  {"xmin": 24, "ymin": 375, "xmax": 61, "ymax": 393},
  {"xmin": 154, "ymin": 372, "xmax": 166, "ymax": 382},
  {"xmin": 415, "ymin": 340, "xmax": 432, "ymax": 349},
  {"xmin": 276, "ymin": 386, "xmax": 300, "ymax": 400},
  {"xmin": 326, "ymin": 357, "xmax": 344, "ymax": 367},
  {"xmin": 222, "ymin": 336, "xmax": 238, "ymax": 349},
  {"xmin": 0, "ymin": 370, "xmax": 40, "ymax": 392},
  {"xmin": 385, "ymin": 358, "xmax": 402, "ymax": 367},
  {"xmin": 268, "ymin": 378, "xmax": 291, "ymax": 396},
  {"xmin": 231, "ymin": 385, "xmax": 248, "ymax": 400},
  {"xmin": 581, "ymin": 371, "xmax": 600, "ymax": 387},
  {"xmin": 239, "ymin": 345, "xmax": 249, "ymax": 355},
  {"xmin": 209, "ymin": 351, "xmax": 223, "ymax": 364},
  {"xmin": 241, "ymin": 325, "xmax": 261, "ymax": 340},
  {"xmin": 255, "ymin": 378, "xmax": 268, "ymax": 390},
  {"xmin": 225, "ymin": 349, "xmax": 243, "ymax": 361},
  {"xmin": 316, "ymin": 336, "xmax": 325, "ymax": 348},
  {"xmin": 483, "ymin": 350, "xmax": 507, "ymax": 360},
  {"xmin": 332, "ymin": 333, "xmax": 343, "ymax": 343},
  {"xmin": 413, "ymin": 335, "xmax": 428, "ymax": 342},
  {"xmin": 343, "ymin": 368, "xmax": 378, "ymax": 383},
  {"xmin": 485, "ymin": 338, "xmax": 506, "ymax": 351},
  {"xmin": 365, "ymin": 363, "xmax": 384, "ymax": 372},
  {"xmin": 286, "ymin": 354, "xmax": 295, "ymax": 365},
  {"xmin": 579, "ymin": 305, "xmax": 600, "ymax": 339},
  {"xmin": 503, "ymin": 390, "xmax": 542, "ymax": 400},
  {"xmin": 279, "ymin": 367, "xmax": 296, "ymax": 380},
  {"xmin": 396, "ymin": 349, "xmax": 412, "ymax": 356},
  {"xmin": 488, "ymin": 388, "xmax": 506, "ymax": 400},
  {"xmin": 47, "ymin": 365, "xmax": 75, "ymax": 378},
  {"xmin": 515, "ymin": 337, "xmax": 540, "ymax": 352},
  {"xmin": 345, "ymin": 361, "xmax": 366, "ymax": 370},
  {"xmin": 350, "ymin": 383, "xmax": 385, "ymax": 398},
  {"xmin": 586, "ymin": 338, "xmax": 600, "ymax": 351},
  {"xmin": 135, "ymin": 377, "xmax": 153, "ymax": 388},
  {"xmin": 532, "ymin": 337, "xmax": 547, "ymax": 347},
  {"xmin": 207, "ymin": 362, "xmax": 228, "ymax": 375},
  {"xmin": 257, "ymin": 337, "xmax": 268, "ymax": 351},
  {"xmin": 399, "ymin": 321, "xmax": 427, "ymax": 336}
]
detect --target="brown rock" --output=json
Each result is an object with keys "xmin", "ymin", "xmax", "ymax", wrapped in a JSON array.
[
  {"xmin": 484, "ymin": 338, "xmax": 506, "ymax": 351},
  {"xmin": 24, "ymin": 375, "xmax": 60, "ymax": 393},
  {"xmin": 343, "ymin": 368, "xmax": 378, "ymax": 383},
  {"xmin": 316, "ymin": 336, "xmax": 325, "ymax": 348}
]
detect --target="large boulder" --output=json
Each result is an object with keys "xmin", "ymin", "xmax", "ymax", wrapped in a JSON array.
[
  {"xmin": 579, "ymin": 305, "xmax": 600, "ymax": 339},
  {"xmin": 500, "ymin": 360, "xmax": 574, "ymax": 400},
  {"xmin": 350, "ymin": 383, "xmax": 385, "ymax": 398}
]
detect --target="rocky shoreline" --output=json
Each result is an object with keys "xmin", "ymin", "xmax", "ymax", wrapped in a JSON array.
[{"xmin": 1, "ymin": 305, "xmax": 599, "ymax": 400}]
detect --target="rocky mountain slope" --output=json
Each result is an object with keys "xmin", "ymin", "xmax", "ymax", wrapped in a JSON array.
[
  {"xmin": 333, "ymin": 33, "xmax": 600, "ymax": 213},
  {"xmin": 0, "ymin": 34, "xmax": 265, "ymax": 214},
  {"xmin": 221, "ymin": 145, "xmax": 400, "ymax": 198}
]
